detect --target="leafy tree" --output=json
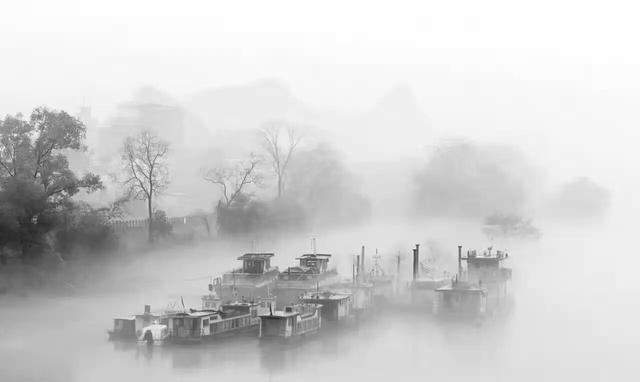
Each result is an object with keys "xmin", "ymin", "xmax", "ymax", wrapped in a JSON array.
[
  {"xmin": 287, "ymin": 143, "xmax": 370, "ymax": 225},
  {"xmin": 149, "ymin": 209, "xmax": 172, "ymax": 240},
  {"xmin": 0, "ymin": 108, "xmax": 103, "ymax": 258},
  {"xmin": 413, "ymin": 141, "xmax": 535, "ymax": 217},
  {"xmin": 121, "ymin": 130, "xmax": 170, "ymax": 243},
  {"xmin": 55, "ymin": 202, "xmax": 118, "ymax": 258}
]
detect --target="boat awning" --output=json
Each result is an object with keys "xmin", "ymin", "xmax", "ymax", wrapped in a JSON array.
[{"xmin": 237, "ymin": 253, "xmax": 275, "ymax": 260}]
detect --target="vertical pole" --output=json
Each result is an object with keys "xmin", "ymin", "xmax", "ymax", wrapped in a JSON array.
[
  {"xmin": 458, "ymin": 245, "xmax": 463, "ymax": 280},
  {"xmin": 352, "ymin": 263, "xmax": 356, "ymax": 284},
  {"xmin": 361, "ymin": 245, "xmax": 365, "ymax": 276},
  {"xmin": 412, "ymin": 248, "xmax": 418, "ymax": 281},
  {"xmin": 356, "ymin": 255, "xmax": 360, "ymax": 283}
]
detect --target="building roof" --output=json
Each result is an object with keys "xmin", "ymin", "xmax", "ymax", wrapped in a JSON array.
[{"xmin": 237, "ymin": 253, "xmax": 275, "ymax": 260}]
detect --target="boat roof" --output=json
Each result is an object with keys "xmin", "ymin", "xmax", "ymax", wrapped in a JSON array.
[
  {"xmin": 260, "ymin": 304, "xmax": 322, "ymax": 318},
  {"xmin": 114, "ymin": 316, "xmax": 136, "ymax": 321},
  {"xmin": 466, "ymin": 249, "xmax": 508, "ymax": 261},
  {"xmin": 436, "ymin": 283, "xmax": 486, "ymax": 293},
  {"xmin": 296, "ymin": 253, "xmax": 331, "ymax": 259},
  {"xmin": 282, "ymin": 266, "xmax": 313, "ymax": 273},
  {"xmin": 237, "ymin": 253, "xmax": 275, "ymax": 260},
  {"xmin": 260, "ymin": 311, "xmax": 300, "ymax": 318},
  {"xmin": 302, "ymin": 291, "xmax": 351, "ymax": 300},
  {"xmin": 166, "ymin": 311, "xmax": 217, "ymax": 318}
]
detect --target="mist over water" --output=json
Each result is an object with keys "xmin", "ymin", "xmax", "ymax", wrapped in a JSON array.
[
  {"xmin": 2, "ymin": 1, "xmax": 640, "ymax": 381},
  {"xmin": 2, "ymin": 213, "xmax": 637, "ymax": 381}
]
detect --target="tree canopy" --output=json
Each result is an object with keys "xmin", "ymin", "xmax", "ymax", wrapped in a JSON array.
[{"xmin": 0, "ymin": 107, "xmax": 103, "ymax": 258}]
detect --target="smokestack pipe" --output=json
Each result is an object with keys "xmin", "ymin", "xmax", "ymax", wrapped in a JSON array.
[
  {"xmin": 416, "ymin": 244, "xmax": 420, "ymax": 280},
  {"xmin": 361, "ymin": 246, "xmax": 365, "ymax": 276},
  {"xmin": 352, "ymin": 263, "xmax": 356, "ymax": 284},
  {"xmin": 412, "ymin": 245, "xmax": 419, "ymax": 281},
  {"xmin": 458, "ymin": 245, "xmax": 462, "ymax": 280},
  {"xmin": 356, "ymin": 255, "xmax": 360, "ymax": 282}
]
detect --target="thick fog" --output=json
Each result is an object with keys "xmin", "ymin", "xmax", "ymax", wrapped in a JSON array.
[{"xmin": 1, "ymin": 1, "xmax": 639, "ymax": 381}]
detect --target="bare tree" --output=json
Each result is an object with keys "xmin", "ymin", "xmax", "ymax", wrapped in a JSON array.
[
  {"xmin": 260, "ymin": 121, "xmax": 303, "ymax": 198},
  {"xmin": 203, "ymin": 153, "xmax": 261, "ymax": 208},
  {"xmin": 121, "ymin": 130, "xmax": 169, "ymax": 243}
]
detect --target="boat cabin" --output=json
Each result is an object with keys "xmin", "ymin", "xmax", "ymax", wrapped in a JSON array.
[
  {"xmin": 301, "ymin": 291, "xmax": 352, "ymax": 322},
  {"xmin": 108, "ymin": 305, "xmax": 162, "ymax": 341},
  {"xmin": 460, "ymin": 246, "xmax": 512, "ymax": 309},
  {"xmin": 165, "ymin": 302, "xmax": 260, "ymax": 342},
  {"xmin": 433, "ymin": 280, "xmax": 487, "ymax": 317},
  {"xmin": 110, "ymin": 316, "xmax": 136, "ymax": 340},
  {"xmin": 326, "ymin": 282, "xmax": 373, "ymax": 314},
  {"xmin": 218, "ymin": 253, "xmax": 280, "ymax": 302},
  {"xmin": 259, "ymin": 303, "xmax": 322, "ymax": 339},
  {"xmin": 463, "ymin": 248, "xmax": 511, "ymax": 285},
  {"xmin": 239, "ymin": 253, "xmax": 274, "ymax": 274},
  {"xmin": 275, "ymin": 254, "xmax": 337, "ymax": 308},
  {"xmin": 296, "ymin": 253, "xmax": 331, "ymax": 273},
  {"xmin": 201, "ymin": 294, "xmax": 222, "ymax": 310}
]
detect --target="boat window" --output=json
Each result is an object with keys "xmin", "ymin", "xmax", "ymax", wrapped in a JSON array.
[{"xmin": 203, "ymin": 319, "xmax": 209, "ymax": 327}]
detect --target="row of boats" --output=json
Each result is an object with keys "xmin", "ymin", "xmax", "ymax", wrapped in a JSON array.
[{"xmin": 107, "ymin": 244, "xmax": 512, "ymax": 345}]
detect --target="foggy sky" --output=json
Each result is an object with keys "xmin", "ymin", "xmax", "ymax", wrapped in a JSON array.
[
  {"xmin": 2, "ymin": 1, "xmax": 639, "ymax": 114},
  {"xmin": 2, "ymin": 0, "xmax": 639, "ymax": 213}
]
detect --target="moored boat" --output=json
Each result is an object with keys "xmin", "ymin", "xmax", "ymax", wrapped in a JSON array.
[
  {"xmin": 258, "ymin": 303, "xmax": 322, "ymax": 340},
  {"xmin": 433, "ymin": 278, "xmax": 488, "ymax": 319},
  {"xmin": 138, "ymin": 322, "xmax": 170, "ymax": 346},
  {"xmin": 274, "ymin": 253, "xmax": 338, "ymax": 308},
  {"xmin": 300, "ymin": 290, "xmax": 353, "ymax": 324},
  {"xmin": 108, "ymin": 305, "xmax": 164, "ymax": 341},
  {"xmin": 163, "ymin": 298, "xmax": 276, "ymax": 344},
  {"xmin": 215, "ymin": 253, "xmax": 280, "ymax": 302}
]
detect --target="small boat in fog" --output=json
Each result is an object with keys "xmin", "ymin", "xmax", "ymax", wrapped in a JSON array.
[
  {"xmin": 433, "ymin": 278, "xmax": 488, "ymax": 319},
  {"xmin": 138, "ymin": 322, "xmax": 170, "ymax": 346},
  {"xmin": 409, "ymin": 244, "xmax": 449, "ymax": 309},
  {"xmin": 432, "ymin": 245, "xmax": 512, "ymax": 320},
  {"xmin": 108, "ymin": 305, "xmax": 164, "ymax": 341},
  {"xmin": 258, "ymin": 303, "xmax": 322, "ymax": 341},
  {"xmin": 214, "ymin": 253, "xmax": 280, "ymax": 302},
  {"xmin": 162, "ymin": 298, "xmax": 276, "ymax": 344},
  {"xmin": 301, "ymin": 290, "xmax": 354, "ymax": 324},
  {"xmin": 274, "ymin": 253, "xmax": 338, "ymax": 308}
]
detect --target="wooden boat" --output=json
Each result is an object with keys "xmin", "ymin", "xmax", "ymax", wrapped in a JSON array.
[
  {"xmin": 433, "ymin": 278, "xmax": 487, "ymax": 319},
  {"xmin": 163, "ymin": 298, "xmax": 276, "ymax": 344},
  {"xmin": 259, "ymin": 303, "xmax": 322, "ymax": 340},
  {"xmin": 327, "ymin": 282, "xmax": 374, "ymax": 317},
  {"xmin": 461, "ymin": 246, "xmax": 511, "ymax": 311},
  {"xmin": 301, "ymin": 291, "xmax": 353, "ymax": 323},
  {"xmin": 108, "ymin": 305, "xmax": 163, "ymax": 341},
  {"xmin": 215, "ymin": 253, "xmax": 280, "ymax": 302},
  {"xmin": 274, "ymin": 253, "xmax": 338, "ymax": 308},
  {"xmin": 138, "ymin": 322, "xmax": 170, "ymax": 346}
]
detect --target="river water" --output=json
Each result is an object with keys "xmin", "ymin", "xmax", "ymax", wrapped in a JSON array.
[{"xmin": 1, "ymin": 218, "xmax": 637, "ymax": 382}]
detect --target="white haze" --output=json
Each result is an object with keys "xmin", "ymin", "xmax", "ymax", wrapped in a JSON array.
[{"xmin": 1, "ymin": 1, "xmax": 640, "ymax": 381}]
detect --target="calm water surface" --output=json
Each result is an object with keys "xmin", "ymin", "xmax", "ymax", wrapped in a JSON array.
[{"xmin": 1, "ymin": 219, "xmax": 637, "ymax": 381}]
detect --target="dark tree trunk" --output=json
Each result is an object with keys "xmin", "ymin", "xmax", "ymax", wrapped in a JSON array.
[{"xmin": 148, "ymin": 196, "xmax": 154, "ymax": 243}]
